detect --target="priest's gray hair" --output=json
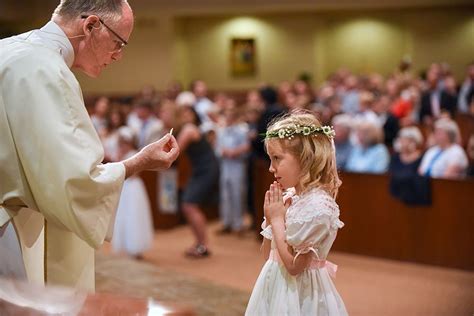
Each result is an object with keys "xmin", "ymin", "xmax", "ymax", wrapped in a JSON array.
[{"xmin": 52, "ymin": 0, "xmax": 128, "ymax": 22}]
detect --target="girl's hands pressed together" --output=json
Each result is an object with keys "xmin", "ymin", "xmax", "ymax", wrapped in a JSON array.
[
  {"xmin": 264, "ymin": 181, "xmax": 290, "ymax": 224},
  {"xmin": 263, "ymin": 181, "xmax": 310, "ymax": 276}
]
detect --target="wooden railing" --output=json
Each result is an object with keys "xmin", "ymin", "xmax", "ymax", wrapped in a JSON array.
[{"xmin": 335, "ymin": 172, "xmax": 474, "ymax": 271}]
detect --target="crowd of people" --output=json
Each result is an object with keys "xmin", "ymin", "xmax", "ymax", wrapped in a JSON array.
[{"xmin": 89, "ymin": 60, "xmax": 474, "ymax": 257}]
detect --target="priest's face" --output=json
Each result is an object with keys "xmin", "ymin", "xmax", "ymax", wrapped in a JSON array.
[{"xmin": 74, "ymin": 4, "xmax": 134, "ymax": 78}]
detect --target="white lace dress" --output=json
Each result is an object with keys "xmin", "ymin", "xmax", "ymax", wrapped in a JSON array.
[
  {"xmin": 245, "ymin": 188, "xmax": 348, "ymax": 316},
  {"xmin": 112, "ymin": 151, "xmax": 154, "ymax": 256}
]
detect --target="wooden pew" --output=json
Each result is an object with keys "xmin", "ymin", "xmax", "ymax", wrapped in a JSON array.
[
  {"xmin": 253, "ymin": 159, "xmax": 474, "ymax": 271},
  {"xmin": 335, "ymin": 173, "xmax": 474, "ymax": 271},
  {"xmin": 456, "ymin": 113, "xmax": 474, "ymax": 147}
]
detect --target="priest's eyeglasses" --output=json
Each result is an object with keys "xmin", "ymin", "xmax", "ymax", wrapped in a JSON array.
[{"xmin": 81, "ymin": 15, "xmax": 128, "ymax": 52}]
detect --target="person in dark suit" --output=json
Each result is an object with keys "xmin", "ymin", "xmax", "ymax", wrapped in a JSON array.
[
  {"xmin": 251, "ymin": 86, "xmax": 286, "ymax": 160},
  {"xmin": 419, "ymin": 66, "xmax": 457, "ymax": 124}
]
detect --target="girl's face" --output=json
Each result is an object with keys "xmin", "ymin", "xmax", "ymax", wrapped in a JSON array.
[{"xmin": 266, "ymin": 140, "xmax": 302, "ymax": 192}]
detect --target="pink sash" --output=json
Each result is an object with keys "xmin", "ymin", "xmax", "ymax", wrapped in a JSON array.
[{"xmin": 269, "ymin": 250, "xmax": 338, "ymax": 278}]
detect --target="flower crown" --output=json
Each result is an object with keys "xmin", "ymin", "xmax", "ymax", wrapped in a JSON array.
[{"xmin": 265, "ymin": 124, "xmax": 336, "ymax": 140}]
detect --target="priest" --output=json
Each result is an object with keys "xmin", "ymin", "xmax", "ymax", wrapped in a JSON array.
[{"xmin": 0, "ymin": 0, "xmax": 179, "ymax": 291}]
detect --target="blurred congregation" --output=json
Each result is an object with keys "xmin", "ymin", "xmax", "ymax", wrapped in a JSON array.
[
  {"xmin": 89, "ymin": 62, "xmax": 474, "ymax": 181},
  {"xmin": 84, "ymin": 59, "xmax": 474, "ymax": 262}
]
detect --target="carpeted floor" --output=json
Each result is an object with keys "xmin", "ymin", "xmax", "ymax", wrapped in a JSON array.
[
  {"xmin": 95, "ymin": 254, "xmax": 249, "ymax": 316},
  {"xmin": 98, "ymin": 221, "xmax": 474, "ymax": 315}
]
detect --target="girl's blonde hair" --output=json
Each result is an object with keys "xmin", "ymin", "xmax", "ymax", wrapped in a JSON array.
[{"xmin": 265, "ymin": 110, "xmax": 341, "ymax": 198}]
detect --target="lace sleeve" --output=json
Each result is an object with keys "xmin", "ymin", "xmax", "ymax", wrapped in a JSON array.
[
  {"xmin": 286, "ymin": 215, "xmax": 331, "ymax": 262},
  {"xmin": 260, "ymin": 217, "xmax": 273, "ymax": 240},
  {"xmin": 286, "ymin": 189, "xmax": 344, "ymax": 229},
  {"xmin": 285, "ymin": 189, "xmax": 344, "ymax": 263}
]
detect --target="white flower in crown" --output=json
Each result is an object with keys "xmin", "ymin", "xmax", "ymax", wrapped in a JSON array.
[
  {"xmin": 322, "ymin": 126, "xmax": 335, "ymax": 138},
  {"xmin": 278, "ymin": 129, "xmax": 286, "ymax": 138},
  {"xmin": 302, "ymin": 126, "xmax": 311, "ymax": 135}
]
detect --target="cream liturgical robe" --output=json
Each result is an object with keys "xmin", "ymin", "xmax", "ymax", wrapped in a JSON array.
[{"xmin": 0, "ymin": 21, "xmax": 125, "ymax": 291}]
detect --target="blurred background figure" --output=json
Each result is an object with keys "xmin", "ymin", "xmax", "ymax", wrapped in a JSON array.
[
  {"xmin": 293, "ymin": 78, "xmax": 314, "ymax": 109},
  {"xmin": 246, "ymin": 89, "xmax": 265, "ymax": 113},
  {"xmin": 391, "ymin": 85, "xmax": 419, "ymax": 126},
  {"xmin": 458, "ymin": 63, "xmax": 474, "ymax": 114},
  {"xmin": 91, "ymin": 96, "xmax": 110, "ymax": 134},
  {"xmin": 243, "ymin": 102, "xmax": 262, "ymax": 231},
  {"xmin": 100, "ymin": 106, "xmax": 126, "ymax": 162},
  {"xmin": 375, "ymin": 94, "xmax": 400, "ymax": 147},
  {"xmin": 277, "ymin": 80, "xmax": 292, "ymax": 104},
  {"xmin": 191, "ymin": 79, "xmax": 215, "ymax": 131},
  {"xmin": 139, "ymin": 85, "xmax": 160, "ymax": 104},
  {"xmin": 341, "ymin": 75, "xmax": 360, "ymax": 115},
  {"xmin": 419, "ymin": 118, "xmax": 468, "ymax": 179},
  {"xmin": 354, "ymin": 91, "xmax": 378, "ymax": 126},
  {"xmin": 346, "ymin": 120, "xmax": 390, "ymax": 173},
  {"xmin": 175, "ymin": 97, "xmax": 219, "ymax": 258},
  {"xmin": 282, "ymin": 90, "xmax": 299, "ymax": 111},
  {"xmin": 467, "ymin": 134, "xmax": 474, "ymax": 177},
  {"xmin": 164, "ymin": 80, "xmax": 184, "ymax": 100},
  {"xmin": 112, "ymin": 127, "xmax": 154, "ymax": 260},
  {"xmin": 252, "ymin": 86, "xmax": 285, "ymax": 160},
  {"xmin": 390, "ymin": 127, "xmax": 424, "ymax": 176},
  {"xmin": 419, "ymin": 64, "xmax": 457, "ymax": 125},
  {"xmin": 216, "ymin": 106, "xmax": 250, "ymax": 235},
  {"xmin": 332, "ymin": 114, "xmax": 354, "ymax": 171},
  {"xmin": 388, "ymin": 127, "xmax": 431, "ymax": 205},
  {"xmin": 158, "ymin": 99, "xmax": 177, "ymax": 133},
  {"xmin": 176, "ymin": 91, "xmax": 197, "ymax": 108},
  {"xmin": 129, "ymin": 99, "xmax": 164, "ymax": 150}
]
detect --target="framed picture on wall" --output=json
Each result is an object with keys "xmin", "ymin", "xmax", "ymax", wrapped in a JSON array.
[{"xmin": 230, "ymin": 38, "xmax": 256, "ymax": 77}]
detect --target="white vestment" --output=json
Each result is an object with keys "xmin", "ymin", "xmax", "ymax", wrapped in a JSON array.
[{"xmin": 0, "ymin": 21, "xmax": 125, "ymax": 292}]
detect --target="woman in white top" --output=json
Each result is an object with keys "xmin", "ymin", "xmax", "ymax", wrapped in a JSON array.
[{"xmin": 419, "ymin": 118, "xmax": 468, "ymax": 179}]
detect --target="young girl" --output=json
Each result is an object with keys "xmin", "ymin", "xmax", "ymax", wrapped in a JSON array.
[
  {"xmin": 246, "ymin": 112, "xmax": 348, "ymax": 315},
  {"xmin": 216, "ymin": 105, "xmax": 250, "ymax": 234},
  {"xmin": 112, "ymin": 126, "xmax": 154, "ymax": 260}
]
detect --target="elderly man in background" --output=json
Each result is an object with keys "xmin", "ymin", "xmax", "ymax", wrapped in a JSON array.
[
  {"xmin": 0, "ymin": 0, "xmax": 179, "ymax": 291},
  {"xmin": 345, "ymin": 120, "xmax": 390, "ymax": 174},
  {"xmin": 332, "ymin": 114, "xmax": 354, "ymax": 171}
]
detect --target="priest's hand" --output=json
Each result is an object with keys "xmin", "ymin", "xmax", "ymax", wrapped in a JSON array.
[{"xmin": 123, "ymin": 133, "xmax": 180, "ymax": 178}]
